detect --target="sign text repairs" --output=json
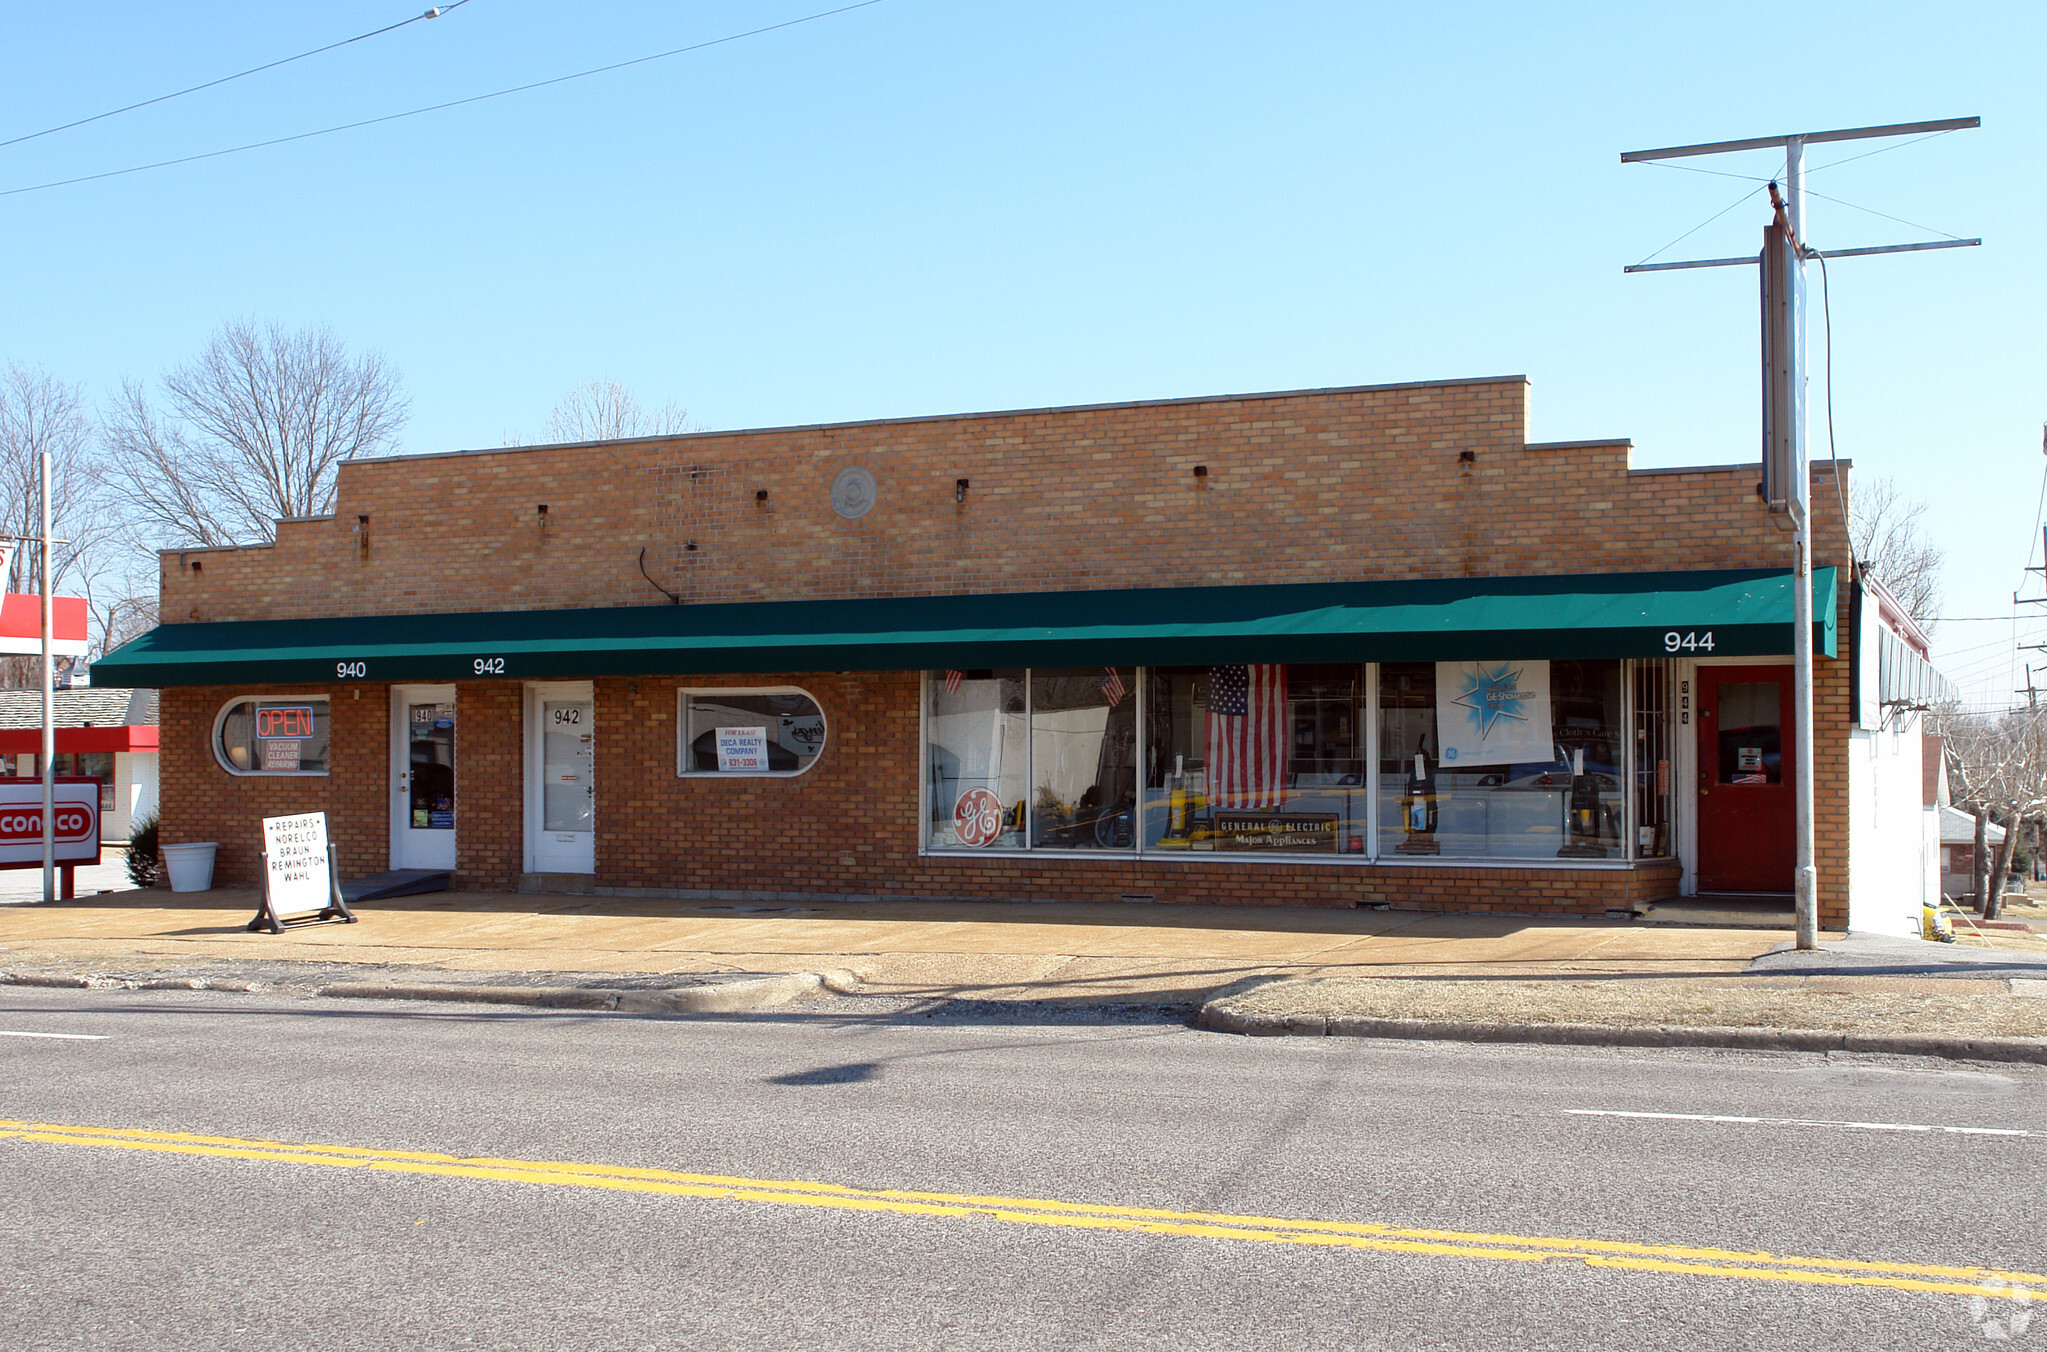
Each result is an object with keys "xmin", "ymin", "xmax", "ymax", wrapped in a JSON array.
[{"xmin": 261, "ymin": 812, "xmax": 332, "ymax": 920}]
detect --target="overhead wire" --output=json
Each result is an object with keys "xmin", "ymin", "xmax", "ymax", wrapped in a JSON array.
[
  {"xmin": 1805, "ymin": 127, "xmax": 1959, "ymax": 175},
  {"xmin": 0, "ymin": 0, "xmax": 885, "ymax": 199},
  {"xmin": 0, "ymin": 3, "xmax": 469, "ymax": 151},
  {"xmin": 1631, "ymin": 180, "xmax": 1773, "ymax": 269},
  {"xmin": 1802, "ymin": 187, "xmax": 1970, "ymax": 244}
]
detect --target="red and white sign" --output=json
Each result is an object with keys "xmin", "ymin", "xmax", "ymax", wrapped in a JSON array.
[
  {"xmin": 0, "ymin": 777, "xmax": 100, "ymax": 867},
  {"xmin": 0, "ymin": 594, "xmax": 89, "ymax": 657},
  {"xmin": 952, "ymin": 787, "xmax": 1006, "ymax": 848}
]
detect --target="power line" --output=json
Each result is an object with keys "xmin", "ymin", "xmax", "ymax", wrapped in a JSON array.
[
  {"xmin": 0, "ymin": 0, "xmax": 885, "ymax": 200},
  {"xmin": 1636, "ymin": 158, "xmax": 1777, "ymax": 184},
  {"xmin": 1800, "ymin": 186, "xmax": 1970, "ymax": 243},
  {"xmin": 0, "ymin": 3, "xmax": 469, "ymax": 152},
  {"xmin": 1806, "ymin": 127, "xmax": 1959, "ymax": 175},
  {"xmin": 1631, "ymin": 180, "xmax": 1773, "ymax": 269}
]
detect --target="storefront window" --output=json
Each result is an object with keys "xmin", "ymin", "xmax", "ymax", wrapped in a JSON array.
[
  {"xmin": 1030, "ymin": 668, "xmax": 1136, "ymax": 850},
  {"xmin": 923, "ymin": 661, "xmax": 1657, "ymax": 864},
  {"xmin": 1376, "ymin": 660, "xmax": 1623, "ymax": 859},
  {"xmin": 214, "ymin": 697, "xmax": 331, "ymax": 776},
  {"xmin": 1143, "ymin": 665, "xmax": 1369, "ymax": 855},
  {"xmin": 925, "ymin": 670, "xmax": 1027, "ymax": 849},
  {"xmin": 679, "ymin": 688, "xmax": 827, "ymax": 776}
]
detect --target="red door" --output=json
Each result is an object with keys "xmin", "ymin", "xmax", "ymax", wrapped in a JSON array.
[{"xmin": 1696, "ymin": 666, "xmax": 1794, "ymax": 892}]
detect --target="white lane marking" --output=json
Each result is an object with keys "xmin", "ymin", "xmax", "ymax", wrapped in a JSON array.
[
  {"xmin": 1568, "ymin": 1109, "xmax": 2036, "ymax": 1137},
  {"xmin": 0, "ymin": 1030, "xmax": 107, "ymax": 1041}
]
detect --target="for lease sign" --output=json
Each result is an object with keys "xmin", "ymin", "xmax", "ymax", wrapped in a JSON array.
[
  {"xmin": 715, "ymin": 726, "xmax": 769, "ymax": 773},
  {"xmin": 0, "ymin": 779, "xmax": 99, "ymax": 867}
]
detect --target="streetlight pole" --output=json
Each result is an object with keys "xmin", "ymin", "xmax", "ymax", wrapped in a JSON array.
[{"xmin": 40, "ymin": 446, "xmax": 53, "ymax": 904}]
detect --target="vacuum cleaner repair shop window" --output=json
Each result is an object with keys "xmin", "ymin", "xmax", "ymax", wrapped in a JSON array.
[{"xmin": 925, "ymin": 661, "xmax": 1655, "ymax": 862}]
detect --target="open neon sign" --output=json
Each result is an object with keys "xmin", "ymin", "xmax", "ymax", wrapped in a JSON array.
[{"xmin": 256, "ymin": 706, "xmax": 315, "ymax": 740}]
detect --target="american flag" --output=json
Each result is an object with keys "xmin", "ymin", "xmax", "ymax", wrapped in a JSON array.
[
  {"xmin": 1098, "ymin": 666, "xmax": 1126, "ymax": 708},
  {"xmin": 943, "ymin": 669, "xmax": 963, "ymax": 695},
  {"xmin": 1206, "ymin": 664, "xmax": 1288, "ymax": 809}
]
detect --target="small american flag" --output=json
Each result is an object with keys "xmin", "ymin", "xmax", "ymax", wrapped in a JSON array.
[
  {"xmin": 943, "ymin": 669, "xmax": 963, "ymax": 695},
  {"xmin": 1206, "ymin": 664, "xmax": 1288, "ymax": 809},
  {"xmin": 1098, "ymin": 666, "xmax": 1126, "ymax": 708}
]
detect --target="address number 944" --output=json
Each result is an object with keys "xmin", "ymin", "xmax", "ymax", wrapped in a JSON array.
[{"xmin": 1664, "ymin": 631, "xmax": 1715, "ymax": 653}]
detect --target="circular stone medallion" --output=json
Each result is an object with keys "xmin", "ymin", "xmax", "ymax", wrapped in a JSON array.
[{"xmin": 829, "ymin": 465, "xmax": 878, "ymax": 520}]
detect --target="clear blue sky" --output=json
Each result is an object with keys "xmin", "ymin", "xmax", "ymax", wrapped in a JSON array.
[{"xmin": 3, "ymin": 2, "xmax": 2041, "ymax": 704}]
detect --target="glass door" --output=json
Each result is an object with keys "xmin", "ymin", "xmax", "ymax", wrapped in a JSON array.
[
  {"xmin": 391, "ymin": 684, "xmax": 457, "ymax": 871},
  {"xmin": 526, "ymin": 682, "xmax": 595, "ymax": 874}
]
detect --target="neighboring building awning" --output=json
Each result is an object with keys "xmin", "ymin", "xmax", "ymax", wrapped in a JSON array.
[
  {"xmin": 0, "ymin": 726, "xmax": 158, "ymax": 755},
  {"xmin": 93, "ymin": 567, "xmax": 1838, "ymax": 687}
]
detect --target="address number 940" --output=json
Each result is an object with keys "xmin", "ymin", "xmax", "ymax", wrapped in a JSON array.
[
  {"xmin": 336, "ymin": 660, "xmax": 368, "ymax": 678},
  {"xmin": 1664, "ymin": 631, "xmax": 1715, "ymax": 653}
]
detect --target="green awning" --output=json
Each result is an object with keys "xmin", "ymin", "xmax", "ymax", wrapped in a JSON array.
[{"xmin": 93, "ymin": 566, "xmax": 1837, "ymax": 687}]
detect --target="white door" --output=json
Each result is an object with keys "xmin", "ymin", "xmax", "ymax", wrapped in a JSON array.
[
  {"xmin": 526, "ymin": 681, "xmax": 595, "ymax": 874},
  {"xmin": 391, "ymin": 685, "xmax": 458, "ymax": 871}
]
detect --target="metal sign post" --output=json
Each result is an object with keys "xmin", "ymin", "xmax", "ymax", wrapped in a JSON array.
[
  {"xmin": 1622, "ymin": 117, "xmax": 1980, "ymax": 949},
  {"xmin": 40, "ymin": 449, "xmax": 52, "ymax": 906}
]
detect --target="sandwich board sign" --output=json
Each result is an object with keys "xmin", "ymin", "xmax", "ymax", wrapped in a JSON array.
[{"xmin": 247, "ymin": 811, "xmax": 356, "ymax": 934}]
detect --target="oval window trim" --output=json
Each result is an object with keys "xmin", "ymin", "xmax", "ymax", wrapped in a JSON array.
[
  {"xmin": 676, "ymin": 685, "xmax": 828, "ymax": 778},
  {"xmin": 211, "ymin": 694, "xmax": 333, "ymax": 777}
]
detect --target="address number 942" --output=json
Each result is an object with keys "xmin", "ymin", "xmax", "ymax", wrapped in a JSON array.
[{"xmin": 1664, "ymin": 631, "xmax": 1715, "ymax": 653}]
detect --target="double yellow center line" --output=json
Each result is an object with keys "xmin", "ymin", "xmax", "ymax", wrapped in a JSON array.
[{"xmin": 3, "ymin": 1118, "xmax": 2036, "ymax": 1300}]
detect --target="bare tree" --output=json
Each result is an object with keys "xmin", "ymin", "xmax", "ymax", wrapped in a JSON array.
[
  {"xmin": 105, "ymin": 321, "xmax": 408, "ymax": 547},
  {"xmin": 0, "ymin": 364, "xmax": 125, "ymax": 686},
  {"xmin": 1939, "ymin": 705, "xmax": 2047, "ymax": 920},
  {"xmin": 1851, "ymin": 475, "xmax": 1944, "ymax": 627},
  {"xmin": 507, "ymin": 380, "xmax": 694, "ymax": 446}
]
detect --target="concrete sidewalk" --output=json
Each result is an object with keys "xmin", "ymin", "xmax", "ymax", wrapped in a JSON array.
[
  {"xmin": 0, "ymin": 886, "xmax": 1791, "ymax": 1006},
  {"xmin": 5, "ymin": 888, "xmax": 2044, "ymax": 1059}
]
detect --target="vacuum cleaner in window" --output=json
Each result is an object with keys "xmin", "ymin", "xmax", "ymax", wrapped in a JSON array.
[
  {"xmin": 1395, "ymin": 749, "xmax": 1440, "ymax": 855},
  {"xmin": 1557, "ymin": 747, "xmax": 1609, "ymax": 858}
]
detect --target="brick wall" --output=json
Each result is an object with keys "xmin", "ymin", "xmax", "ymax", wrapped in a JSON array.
[{"xmin": 153, "ymin": 377, "xmax": 1854, "ymax": 921}]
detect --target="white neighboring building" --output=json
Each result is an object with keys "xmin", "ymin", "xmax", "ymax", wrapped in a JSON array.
[
  {"xmin": 1846, "ymin": 576, "xmax": 1955, "ymax": 938},
  {"xmin": 0, "ymin": 687, "xmax": 159, "ymax": 843}
]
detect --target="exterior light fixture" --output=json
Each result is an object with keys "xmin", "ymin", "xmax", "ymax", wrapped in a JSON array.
[{"xmin": 955, "ymin": 478, "xmax": 969, "ymax": 503}]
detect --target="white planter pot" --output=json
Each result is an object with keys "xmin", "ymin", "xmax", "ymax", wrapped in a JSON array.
[{"xmin": 161, "ymin": 842, "xmax": 219, "ymax": 893}]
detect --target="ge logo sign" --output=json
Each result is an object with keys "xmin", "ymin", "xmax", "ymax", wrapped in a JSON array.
[{"xmin": 952, "ymin": 788, "xmax": 1005, "ymax": 848}]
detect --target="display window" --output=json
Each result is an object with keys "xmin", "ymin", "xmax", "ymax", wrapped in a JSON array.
[
  {"xmin": 678, "ymin": 688, "xmax": 826, "ymax": 776},
  {"xmin": 1144, "ymin": 664, "xmax": 1369, "ymax": 855},
  {"xmin": 1030, "ymin": 667, "xmax": 1137, "ymax": 851},
  {"xmin": 925, "ymin": 670, "xmax": 1028, "ymax": 848},
  {"xmin": 214, "ymin": 696, "xmax": 331, "ymax": 776},
  {"xmin": 1376, "ymin": 660, "xmax": 1623, "ymax": 860},
  {"xmin": 925, "ymin": 659, "xmax": 1659, "ymax": 864}
]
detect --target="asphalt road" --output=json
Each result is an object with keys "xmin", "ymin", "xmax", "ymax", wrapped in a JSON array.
[{"xmin": 1, "ymin": 990, "xmax": 2042, "ymax": 1351}]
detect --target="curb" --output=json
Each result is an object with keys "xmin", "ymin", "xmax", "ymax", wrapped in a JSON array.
[
  {"xmin": 4, "ymin": 972, "xmax": 269, "ymax": 993},
  {"xmin": 1193, "ymin": 1004, "xmax": 2047, "ymax": 1065},
  {"xmin": 318, "ymin": 971, "xmax": 829, "ymax": 1014}
]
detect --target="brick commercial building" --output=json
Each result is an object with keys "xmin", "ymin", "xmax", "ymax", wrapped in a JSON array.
[{"xmin": 95, "ymin": 376, "xmax": 1951, "ymax": 932}]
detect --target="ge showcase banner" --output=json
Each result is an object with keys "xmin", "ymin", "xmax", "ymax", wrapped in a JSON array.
[{"xmin": 1435, "ymin": 660, "xmax": 1552, "ymax": 768}]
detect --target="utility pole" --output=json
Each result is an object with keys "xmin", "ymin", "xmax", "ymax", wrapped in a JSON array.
[
  {"xmin": 40, "ymin": 446, "xmax": 53, "ymax": 904},
  {"xmin": 1622, "ymin": 117, "xmax": 1980, "ymax": 951}
]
